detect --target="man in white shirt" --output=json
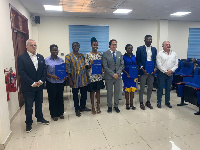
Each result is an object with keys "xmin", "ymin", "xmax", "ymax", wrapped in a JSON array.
[
  {"xmin": 17, "ymin": 39, "xmax": 49, "ymax": 133},
  {"xmin": 156, "ymin": 41, "xmax": 178, "ymax": 108}
]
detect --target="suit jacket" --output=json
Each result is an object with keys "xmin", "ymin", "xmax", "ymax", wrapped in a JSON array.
[
  {"xmin": 136, "ymin": 45, "xmax": 157, "ymax": 75},
  {"xmin": 102, "ymin": 50, "xmax": 124, "ymax": 80},
  {"xmin": 17, "ymin": 52, "xmax": 47, "ymax": 92}
]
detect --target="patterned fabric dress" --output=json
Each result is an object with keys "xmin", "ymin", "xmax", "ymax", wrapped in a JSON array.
[
  {"xmin": 122, "ymin": 53, "xmax": 137, "ymax": 92},
  {"xmin": 85, "ymin": 52, "xmax": 105, "ymax": 92}
]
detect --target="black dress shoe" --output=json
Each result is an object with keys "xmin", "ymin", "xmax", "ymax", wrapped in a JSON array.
[
  {"xmin": 26, "ymin": 125, "xmax": 32, "ymax": 133},
  {"xmin": 114, "ymin": 107, "xmax": 120, "ymax": 113},
  {"xmin": 80, "ymin": 107, "xmax": 91, "ymax": 112},
  {"xmin": 107, "ymin": 107, "xmax": 112, "ymax": 113},
  {"xmin": 157, "ymin": 102, "xmax": 162, "ymax": 108},
  {"xmin": 75, "ymin": 110, "xmax": 81, "ymax": 117},
  {"xmin": 165, "ymin": 103, "xmax": 172, "ymax": 108},
  {"xmin": 194, "ymin": 111, "xmax": 200, "ymax": 115},
  {"xmin": 37, "ymin": 119, "xmax": 50, "ymax": 125}
]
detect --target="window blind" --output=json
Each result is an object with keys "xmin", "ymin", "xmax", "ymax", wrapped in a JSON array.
[
  {"xmin": 69, "ymin": 25, "xmax": 109, "ymax": 56},
  {"xmin": 188, "ymin": 28, "xmax": 200, "ymax": 59}
]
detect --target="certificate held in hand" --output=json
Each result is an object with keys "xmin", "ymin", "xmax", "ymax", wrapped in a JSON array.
[
  {"xmin": 55, "ymin": 63, "xmax": 66, "ymax": 80},
  {"xmin": 129, "ymin": 65, "xmax": 138, "ymax": 78},
  {"xmin": 92, "ymin": 60, "xmax": 102, "ymax": 75},
  {"xmin": 145, "ymin": 61, "xmax": 155, "ymax": 74}
]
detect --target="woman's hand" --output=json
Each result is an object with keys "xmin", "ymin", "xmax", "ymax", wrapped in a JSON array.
[{"xmin": 51, "ymin": 75, "xmax": 59, "ymax": 80}]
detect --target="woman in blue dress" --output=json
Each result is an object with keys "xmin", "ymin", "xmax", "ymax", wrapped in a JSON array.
[{"xmin": 122, "ymin": 44, "xmax": 138, "ymax": 110}]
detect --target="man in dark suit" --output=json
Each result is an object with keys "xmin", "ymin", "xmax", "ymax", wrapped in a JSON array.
[
  {"xmin": 136, "ymin": 35, "xmax": 157, "ymax": 110},
  {"xmin": 103, "ymin": 39, "xmax": 124, "ymax": 113},
  {"xmin": 17, "ymin": 39, "xmax": 49, "ymax": 133}
]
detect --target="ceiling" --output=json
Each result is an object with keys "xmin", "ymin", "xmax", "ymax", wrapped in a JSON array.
[{"xmin": 19, "ymin": 0, "xmax": 200, "ymax": 21}]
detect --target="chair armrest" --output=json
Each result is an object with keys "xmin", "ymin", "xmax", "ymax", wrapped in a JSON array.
[
  {"xmin": 177, "ymin": 82, "xmax": 186, "ymax": 85},
  {"xmin": 181, "ymin": 75, "xmax": 193, "ymax": 77}
]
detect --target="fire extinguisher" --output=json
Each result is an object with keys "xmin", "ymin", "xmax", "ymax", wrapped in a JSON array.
[{"xmin": 4, "ymin": 67, "xmax": 17, "ymax": 101}]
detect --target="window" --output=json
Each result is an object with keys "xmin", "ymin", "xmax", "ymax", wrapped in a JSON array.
[
  {"xmin": 188, "ymin": 28, "xmax": 200, "ymax": 59},
  {"xmin": 69, "ymin": 25, "xmax": 109, "ymax": 56}
]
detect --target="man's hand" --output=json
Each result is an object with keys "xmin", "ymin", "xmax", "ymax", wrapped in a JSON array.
[
  {"xmin": 113, "ymin": 73, "xmax": 119, "ymax": 80},
  {"xmin": 32, "ymin": 82, "xmax": 39, "ymax": 87},
  {"xmin": 142, "ymin": 68, "xmax": 148, "ymax": 74},
  {"xmin": 36, "ymin": 81, "xmax": 43, "ymax": 87},
  {"xmin": 69, "ymin": 80, "xmax": 73, "ymax": 88},
  {"xmin": 127, "ymin": 74, "xmax": 130, "ymax": 78},
  {"xmin": 151, "ymin": 68, "xmax": 157, "ymax": 75},
  {"xmin": 165, "ymin": 70, "xmax": 173, "ymax": 76}
]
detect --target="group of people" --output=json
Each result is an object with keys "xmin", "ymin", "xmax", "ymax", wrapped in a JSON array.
[{"xmin": 17, "ymin": 35, "xmax": 178, "ymax": 133}]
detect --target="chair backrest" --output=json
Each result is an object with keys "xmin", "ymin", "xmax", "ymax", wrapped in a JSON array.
[
  {"xmin": 191, "ymin": 67, "xmax": 200, "ymax": 84},
  {"xmin": 178, "ymin": 62, "xmax": 194, "ymax": 75}
]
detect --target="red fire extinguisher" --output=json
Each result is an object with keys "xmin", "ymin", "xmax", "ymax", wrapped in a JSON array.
[{"xmin": 4, "ymin": 67, "xmax": 17, "ymax": 101}]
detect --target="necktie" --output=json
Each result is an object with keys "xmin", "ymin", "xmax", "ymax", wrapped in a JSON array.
[{"xmin": 113, "ymin": 52, "xmax": 116, "ymax": 63}]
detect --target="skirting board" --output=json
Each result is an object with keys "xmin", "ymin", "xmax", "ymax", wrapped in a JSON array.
[
  {"xmin": 10, "ymin": 107, "xmax": 20, "ymax": 124},
  {"xmin": 0, "ymin": 107, "xmax": 20, "ymax": 149},
  {"xmin": 0, "ymin": 131, "xmax": 12, "ymax": 150}
]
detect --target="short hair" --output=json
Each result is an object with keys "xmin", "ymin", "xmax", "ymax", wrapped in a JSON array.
[
  {"xmin": 162, "ymin": 41, "xmax": 170, "ymax": 46},
  {"xmin": 91, "ymin": 37, "xmax": 97, "ymax": 45},
  {"xmin": 26, "ymin": 39, "xmax": 35, "ymax": 46},
  {"xmin": 125, "ymin": 44, "xmax": 133, "ymax": 50},
  {"xmin": 144, "ymin": 35, "xmax": 152, "ymax": 40},
  {"xmin": 50, "ymin": 44, "xmax": 58, "ymax": 51},
  {"xmin": 109, "ymin": 39, "xmax": 117, "ymax": 46},
  {"xmin": 72, "ymin": 42, "xmax": 80, "ymax": 47}
]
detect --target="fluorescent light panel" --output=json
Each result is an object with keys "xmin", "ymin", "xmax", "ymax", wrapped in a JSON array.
[
  {"xmin": 170, "ymin": 12, "xmax": 191, "ymax": 16},
  {"xmin": 113, "ymin": 9, "xmax": 132, "ymax": 14},
  {"xmin": 44, "ymin": 5, "xmax": 63, "ymax": 11}
]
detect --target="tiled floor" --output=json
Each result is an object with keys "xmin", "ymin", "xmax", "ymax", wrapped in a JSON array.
[{"xmin": 5, "ymin": 87, "xmax": 200, "ymax": 150}]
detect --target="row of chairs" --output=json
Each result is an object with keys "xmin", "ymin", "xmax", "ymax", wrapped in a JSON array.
[{"xmin": 176, "ymin": 60, "xmax": 200, "ymax": 115}]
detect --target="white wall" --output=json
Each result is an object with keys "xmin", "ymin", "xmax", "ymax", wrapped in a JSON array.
[
  {"xmin": 168, "ymin": 21, "xmax": 200, "ymax": 59},
  {"xmin": 34, "ymin": 17, "xmax": 158, "ymax": 59},
  {"xmin": 33, "ymin": 17, "xmax": 200, "ymax": 60},
  {"xmin": 0, "ymin": 0, "xmax": 32, "ymax": 146}
]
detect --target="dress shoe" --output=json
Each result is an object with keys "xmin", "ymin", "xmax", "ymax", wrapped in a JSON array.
[
  {"xmin": 140, "ymin": 103, "xmax": 145, "ymax": 110},
  {"xmin": 157, "ymin": 102, "xmax": 162, "ymax": 108},
  {"xmin": 37, "ymin": 119, "xmax": 50, "ymax": 125},
  {"xmin": 126, "ymin": 104, "xmax": 130, "ymax": 110},
  {"xmin": 52, "ymin": 117, "xmax": 58, "ymax": 121},
  {"xmin": 145, "ymin": 102, "xmax": 153, "ymax": 109},
  {"xmin": 60, "ymin": 115, "xmax": 64, "ymax": 119},
  {"xmin": 26, "ymin": 125, "xmax": 32, "ymax": 133},
  {"xmin": 114, "ymin": 107, "xmax": 120, "ymax": 113},
  {"xmin": 107, "ymin": 107, "xmax": 112, "ymax": 113},
  {"xmin": 130, "ymin": 104, "xmax": 136, "ymax": 110},
  {"xmin": 165, "ymin": 103, "xmax": 172, "ymax": 108},
  {"xmin": 80, "ymin": 107, "xmax": 91, "ymax": 112},
  {"xmin": 194, "ymin": 111, "xmax": 200, "ymax": 115},
  {"xmin": 75, "ymin": 110, "xmax": 81, "ymax": 117}
]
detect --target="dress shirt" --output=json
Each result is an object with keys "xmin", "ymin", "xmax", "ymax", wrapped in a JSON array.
[
  {"xmin": 156, "ymin": 50, "xmax": 178, "ymax": 73},
  {"xmin": 110, "ymin": 49, "xmax": 116, "ymax": 57},
  {"xmin": 45, "ymin": 56, "xmax": 65, "ymax": 83},
  {"xmin": 145, "ymin": 46, "xmax": 152, "ymax": 61},
  {"xmin": 27, "ymin": 51, "xmax": 38, "ymax": 70}
]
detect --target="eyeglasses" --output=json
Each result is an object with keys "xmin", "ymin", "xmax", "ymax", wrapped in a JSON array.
[
  {"xmin": 29, "ymin": 44, "xmax": 37, "ymax": 47},
  {"xmin": 51, "ymin": 50, "xmax": 59, "ymax": 52}
]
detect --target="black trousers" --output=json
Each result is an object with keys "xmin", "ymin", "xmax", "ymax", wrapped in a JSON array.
[
  {"xmin": 46, "ymin": 80, "xmax": 64, "ymax": 118},
  {"xmin": 23, "ymin": 89, "xmax": 43, "ymax": 125},
  {"xmin": 72, "ymin": 86, "xmax": 87, "ymax": 111}
]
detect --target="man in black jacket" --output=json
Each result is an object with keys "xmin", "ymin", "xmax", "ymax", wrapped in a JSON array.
[{"xmin": 17, "ymin": 39, "xmax": 49, "ymax": 133}]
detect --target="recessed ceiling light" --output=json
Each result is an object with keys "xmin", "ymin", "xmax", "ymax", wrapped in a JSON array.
[
  {"xmin": 113, "ymin": 9, "xmax": 132, "ymax": 14},
  {"xmin": 43, "ymin": 5, "xmax": 63, "ymax": 11},
  {"xmin": 170, "ymin": 12, "xmax": 191, "ymax": 16}
]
